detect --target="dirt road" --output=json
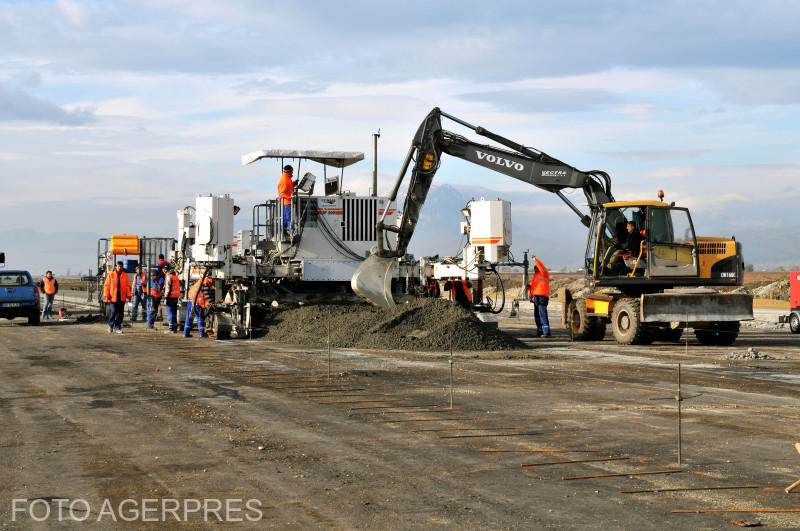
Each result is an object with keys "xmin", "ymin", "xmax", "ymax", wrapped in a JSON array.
[{"xmin": 1, "ymin": 317, "xmax": 799, "ymax": 528}]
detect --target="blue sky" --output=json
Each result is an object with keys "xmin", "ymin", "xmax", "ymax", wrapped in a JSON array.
[{"xmin": 1, "ymin": 0, "xmax": 799, "ymax": 270}]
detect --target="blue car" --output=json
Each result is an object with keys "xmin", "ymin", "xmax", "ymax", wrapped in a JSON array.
[{"xmin": 0, "ymin": 270, "xmax": 41, "ymax": 326}]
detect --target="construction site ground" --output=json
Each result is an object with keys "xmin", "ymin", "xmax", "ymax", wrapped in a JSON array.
[{"xmin": 2, "ymin": 296, "xmax": 800, "ymax": 528}]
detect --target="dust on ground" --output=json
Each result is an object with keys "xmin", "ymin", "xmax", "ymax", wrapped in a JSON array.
[{"xmin": 261, "ymin": 298, "xmax": 525, "ymax": 351}]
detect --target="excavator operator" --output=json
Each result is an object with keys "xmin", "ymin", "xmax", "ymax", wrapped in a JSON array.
[{"xmin": 609, "ymin": 220, "xmax": 644, "ymax": 275}]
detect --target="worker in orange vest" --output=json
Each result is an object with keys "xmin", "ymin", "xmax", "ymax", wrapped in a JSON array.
[
  {"xmin": 40, "ymin": 270, "xmax": 59, "ymax": 320},
  {"xmin": 162, "ymin": 263, "xmax": 181, "ymax": 333},
  {"xmin": 526, "ymin": 255, "xmax": 551, "ymax": 337},
  {"xmin": 184, "ymin": 276, "xmax": 214, "ymax": 338},
  {"xmin": 277, "ymin": 164, "xmax": 297, "ymax": 238},
  {"xmin": 145, "ymin": 268, "xmax": 164, "ymax": 330},
  {"xmin": 444, "ymin": 278, "xmax": 473, "ymax": 309},
  {"xmin": 103, "ymin": 261, "xmax": 132, "ymax": 334}
]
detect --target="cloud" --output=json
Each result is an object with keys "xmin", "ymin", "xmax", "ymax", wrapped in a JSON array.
[
  {"xmin": 0, "ymin": 84, "xmax": 94, "ymax": 125},
  {"xmin": 458, "ymin": 88, "xmax": 621, "ymax": 113}
]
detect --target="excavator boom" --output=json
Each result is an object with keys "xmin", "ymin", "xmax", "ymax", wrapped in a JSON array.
[{"xmin": 352, "ymin": 107, "xmax": 613, "ymax": 308}]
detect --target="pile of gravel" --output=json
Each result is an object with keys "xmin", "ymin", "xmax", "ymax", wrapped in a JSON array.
[
  {"xmin": 726, "ymin": 347, "xmax": 774, "ymax": 360},
  {"xmin": 261, "ymin": 298, "xmax": 525, "ymax": 351}
]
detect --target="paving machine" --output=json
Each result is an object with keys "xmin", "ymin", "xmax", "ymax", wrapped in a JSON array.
[
  {"xmin": 173, "ymin": 150, "xmax": 403, "ymax": 337},
  {"xmin": 352, "ymin": 108, "xmax": 753, "ymax": 345}
]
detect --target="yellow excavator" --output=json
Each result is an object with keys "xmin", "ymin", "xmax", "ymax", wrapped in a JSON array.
[{"xmin": 352, "ymin": 108, "xmax": 752, "ymax": 345}]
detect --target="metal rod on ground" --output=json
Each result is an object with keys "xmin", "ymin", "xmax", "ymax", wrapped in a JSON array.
[
  {"xmin": 620, "ymin": 485, "xmax": 759, "ymax": 494},
  {"xmin": 562, "ymin": 470, "xmax": 682, "ymax": 481},
  {"xmin": 672, "ymin": 509, "xmax": 800, "ymax": 514}
]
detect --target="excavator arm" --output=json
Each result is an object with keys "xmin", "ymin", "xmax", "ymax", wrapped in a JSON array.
[{"xmin": 353, "ymin": 107, "xmax": 614, "ymax": 308}]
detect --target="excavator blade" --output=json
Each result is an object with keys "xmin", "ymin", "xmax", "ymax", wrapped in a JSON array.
[{"xmin": 351, "ymin": 254, "xmax": 397, "ymax": 309}]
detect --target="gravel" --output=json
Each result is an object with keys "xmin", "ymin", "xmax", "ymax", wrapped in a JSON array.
[{"xmin": 260, "ymin": 299, "xmax": 525, "ymax": 351}]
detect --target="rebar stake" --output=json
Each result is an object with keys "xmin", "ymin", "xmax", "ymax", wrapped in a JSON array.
[
  {"xmin": 677, "ymin": 362, "xmax": 682, "ymax": 466},
  {"xmin": 449, "ymin": 327, "xmax": 454, "ymax": 409},
  {"xmin": 328, "ymin": 320, "xmax": 332, "ymax": 379}
]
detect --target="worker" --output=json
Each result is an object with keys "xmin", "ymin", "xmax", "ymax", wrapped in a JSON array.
[
  {"xmin": 184, "ymin": 276, "xmax": 214, "ymax": 338},
  {"xmin": 443, "ymin": 278, "xmax": 473, "ymax": 309},
  {"xmin": 162, "ymin": 263, "xmax": 181, "ymax": 333},
  {"xmin": 425, "ymin": 278, "xmax": 441, "ymax": 298},
  {"xmin": 157, "ymin": 253, "xmax": 166, "ymax": 268},
  {"xmin": 131, "ymin": 266, "xmax": 147, "ymax": 321},
  {"xmin": 609, "ymin": 220, "xmax": 644, "ymax": 275},
  {"xmin": 145, "ymin": 268, "xmax": 164, "ymax": 330},
  {"xmin": 103, "ymin": 261, "xmax": 131, "ymax": 334},
  {"xmin": 39, "ymin": 270, "xmax": 58, "ymax": 320},
  {"xmin": 527, "ymin": 255, "xmax": 551, "ymax": 337},
  {"xmin": 277, "ymin": 164, "xmax": 297, "ymax": 238}
]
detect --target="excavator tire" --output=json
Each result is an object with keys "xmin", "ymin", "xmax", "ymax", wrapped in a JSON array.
[
  {"xmin": 649, "ymin": 325, "xmax": 683, "ymax": 343},
  {"xmin": 568, "ymin": 300, "xmax": 605, "ymax": 341},
  {"xmin": 611, "ymin": 299, "xmax": 650, "ymax": 345},
  {"xmin": 695, "ymin": 321, "xmax": 740, "ymax": 346}
]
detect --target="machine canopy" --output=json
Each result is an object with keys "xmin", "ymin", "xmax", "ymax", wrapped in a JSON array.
[{"xmin": 242, "ymin": 149, "xmax": 364, "ymax": 168}]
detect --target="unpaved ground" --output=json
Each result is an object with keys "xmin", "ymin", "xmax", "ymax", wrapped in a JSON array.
[{"xmin": 1, "ymin": 312, "xmax": 800, "ymax": 529}]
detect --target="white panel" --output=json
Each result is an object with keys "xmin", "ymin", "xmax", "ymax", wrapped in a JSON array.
[{"xmin": 301, "ymin": 260, "xmax": 363, "ymax": 281}]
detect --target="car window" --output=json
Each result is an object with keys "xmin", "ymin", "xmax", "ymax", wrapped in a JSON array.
[{"xmin": 0, "ymin": 273, "xmax": 30, "ymax": 286}]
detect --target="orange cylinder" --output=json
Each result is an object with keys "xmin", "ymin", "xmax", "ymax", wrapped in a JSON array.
[{"xmin": 110, "ymin": 234, "xmax": 140, "ymax": 255}]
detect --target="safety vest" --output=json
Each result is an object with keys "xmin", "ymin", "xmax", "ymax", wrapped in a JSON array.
[
  {"xmin": 188, "ymin": 278, "xmax": 213, "ymax": 307},
  {"xmin": 103, "ymin": 270, "xmax": 132, "ymax": 302},
  {"xmin": 146, "ymin": 277, "xmax": 162, "ymax": 298},
  {"xmin": 165, "ymin": 273, "xmax": 181, "ymax": 298},
  {"xmin": 277, "ymin": 171, "xmax": 295, "ymax": 206},
  {"xmin": 42, "ymin": 277, "xmax": 56, "ymax": 295},
  {"xmin": 137, "ymin": 272, "xmax": 146, "ymax": 288},
  {"xmin": 527, "ymin": 258, "xmax": 550, "ymax": 297}
]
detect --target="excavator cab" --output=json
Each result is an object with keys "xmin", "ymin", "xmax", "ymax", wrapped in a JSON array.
[{"xmin": 586, "ymin": 201, "xmax": 699, "ymax": 284}]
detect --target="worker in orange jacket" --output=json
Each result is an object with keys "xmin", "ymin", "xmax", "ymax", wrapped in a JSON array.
[
  {"xmin": 40, "ymin": 270, "xmax": 59, "ymax": 320},
  {"xmin": 526, "ymin": 256, "xmax": 551, "ymax": 337},
  {"xmin": 277, "ymin": 164, "xmax": 297, "ymax": 238},
  {"xmin": 103, "ymin": 261, "xmax": 132, "ymax": 334},
  {"xmin": 184, "ymin": 276, "xmax": 214, "ymax": 338}
]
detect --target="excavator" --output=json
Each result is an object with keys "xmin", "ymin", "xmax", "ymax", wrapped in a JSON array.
[{"xmin": 352, "ymin": 108, "xmax": 753, "ymax": 345}]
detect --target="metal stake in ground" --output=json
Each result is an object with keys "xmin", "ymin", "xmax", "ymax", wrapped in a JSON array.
[
  {"xmin": 328, "ymin": 320, "xmax": 332, "ymax": 379},
  {"xmin": 677, "ymin": 362, "xmax": 682, "ymax": 466},
  {"xmin": 449, "ymin": 326, "xmax": 454, "ymax": 409}
]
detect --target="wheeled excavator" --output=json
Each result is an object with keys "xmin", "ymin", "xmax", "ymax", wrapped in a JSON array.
[{"xmin": 352, "ymin": 108, "xmax": 753, "ymax": 345}]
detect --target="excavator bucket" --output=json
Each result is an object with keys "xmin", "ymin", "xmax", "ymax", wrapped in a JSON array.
[{"xmin": 351, "ymin": 254, "xmax": 397, "ymax": 309}]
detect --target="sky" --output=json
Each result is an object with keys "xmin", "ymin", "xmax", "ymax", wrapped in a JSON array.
[{"xmin": 1, "ymin": 0, "xmax": 799, "ymax": 272}]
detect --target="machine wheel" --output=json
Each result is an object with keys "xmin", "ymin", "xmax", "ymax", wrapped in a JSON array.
[
  {"xmin": 790, "ymin": 312, "xmax": 800, "ymax": 334},
  {"xmin": 611, "ymin": 299, "xmax": 649, "ymax": 345},
  {"xmin": 650, "ymin": 326, "xmax": 683, "ymax": 343},
  {"xmin": 569, "ymin": 300, "xmax": 605, "ymax": 341},
  {"xmin": 695, "ymin": 321, "xmax": 740, "ymax": 346},
  {"xmin": 28, "ymin": 313, "xmax": 40, "ymax": 326}
]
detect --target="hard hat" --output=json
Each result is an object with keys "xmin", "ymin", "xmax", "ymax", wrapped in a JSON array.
[
  {"xmin": 283, "ymin": 164, "xmax": 293, "ymax": 173},
  {"xmin": 161, "ymin": 263, "xmax": 171, "ymax": 270}
]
